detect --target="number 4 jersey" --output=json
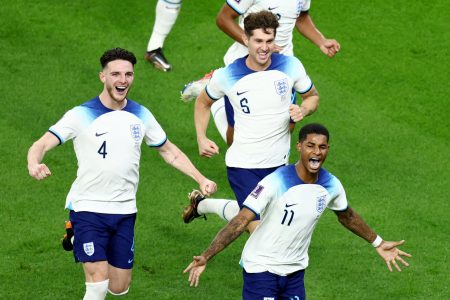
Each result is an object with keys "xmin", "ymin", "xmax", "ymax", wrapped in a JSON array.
[
  {"xmin": 49, "ymin": 97, "xmax": 167, "ymax": 214},
  {"xmin": 206, "ymin": 53, "xmax": 313, "ymax": 169},
  {"xmin": 241, "ymin": 165, "xmax": 348, "ymax": 275}
]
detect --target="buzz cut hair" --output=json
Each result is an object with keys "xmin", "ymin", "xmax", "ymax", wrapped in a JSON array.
[
  {"xmin": 298, "ymin": 123, "xmax": 330, "ymax": 142},
  {"xmin": 100, "ymin": 48, "xmax": 137, "ymax": 68},
  {"xmin": 244, "ymin": 10, "xmax": 279, "ymax": 37}
]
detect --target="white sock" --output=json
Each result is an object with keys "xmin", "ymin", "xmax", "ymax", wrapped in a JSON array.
[
  {"xmin": 108, "ymin": 287, "xmax": 130, "ymax": 296},
  {"xmin": 147, "ymin": 0, "xmax": 181, "ymax": 51},
  {"xmin": 198, "ymin": 198, "xmax": 240, "ymax": 222},
  {"xmin": 84, "ymin": 279, "xmax": 109, "ymax": 300},
  {"xmin": 211, "ymin": 98, "xmax": 228, "ymax": 142}
]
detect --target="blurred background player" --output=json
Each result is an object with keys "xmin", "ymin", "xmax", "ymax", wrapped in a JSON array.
[
  {"xmin": 184, "ymin": 123, "xmax": 412, "ymax": 298},
  {"xmin": 144, "ymin": 0, "xmax": 182, "ymax": 71},
  {"xmin": 184, "ymin": 11, "xmax": 319, "ymax": 233},
  {"xmin": 181, "ymin": 0, "xmax": 340, "ymax": 140}
]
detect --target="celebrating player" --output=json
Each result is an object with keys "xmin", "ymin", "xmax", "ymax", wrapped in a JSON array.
[
  {"xmin": 183, "ymin": 11, "xmax": 318, "ymax": 233},
  {"xmin": 184, "ymin": 123, "xmax": 411, "ymax": 299},
  {"xmin": 27, "ymin": 48, "xmax": 216, "ymax": 300},
  {"xmin": 181, "ymin": 0, "xmax": 340, "ymax": 141}
]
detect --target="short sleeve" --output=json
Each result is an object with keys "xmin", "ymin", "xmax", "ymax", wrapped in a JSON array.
[
  {"xmin": 142, "ymin": 108, "xmax": 167, "ymax": 147},
  {"xmin": 243, "ymin": 176, "xmax": 277, "ymax": 215},
  {"xmin": 49, "ymin": 107, "xmax": 87, "ymax": 144},
  {"xmin": 303, "ymin": 0, "xmax": 311, "ymax": 11},
  {"xmin": 291, "ymin": 57, "xmax": 313, "ymax": 94},
  {"xmin": 205, "ymin": 68, "xmax": 227, "ymax": 101},
  {"xmin": 327, "ymin": 178, "xmax": 348, "ymax": 211},
  {"xmin": 226, "ymin": 0, "xmax": 255, "ymax": 15}
]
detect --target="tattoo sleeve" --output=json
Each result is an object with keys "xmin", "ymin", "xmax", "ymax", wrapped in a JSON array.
[
  {"xmin": 336, "ymin": 208, "xmax": 377, "ymax": 243},
  {"xmin": 202, "ymin": 214, "xmax": 250, "ymax": 261}
]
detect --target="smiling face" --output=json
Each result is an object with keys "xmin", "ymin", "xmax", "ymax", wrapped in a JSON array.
[
  {"xmin": 296, "ymin": 133, "xmax": 330, "ymax": 183},
  {"xmin": 99, "ymin": 59, "xmax": 134, "ymax": 109},
  {"xmin": 243, "ymin": 28, "xmax": 275, "ymax": 71}
]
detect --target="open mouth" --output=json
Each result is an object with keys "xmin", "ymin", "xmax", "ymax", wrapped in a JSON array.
[
  {"xmin": 309, "ymin": 157, "xmax": 321, "ymax": 170},
  {"xmin": 115, "ymin": 86, "xmax": 127, "ymax": 93}
]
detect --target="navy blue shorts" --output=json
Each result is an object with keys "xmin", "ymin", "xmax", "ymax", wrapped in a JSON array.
[
  {"xmin": 227, "ymin": 166, "xmax": 281, "ymax": 220},
  {"xmin": 69, "ymin": 210, "xmax": 136, "ymax": 269},
  {"xmin": 242, "ymin": 269, "xmax": 305, "ymax": 300}
]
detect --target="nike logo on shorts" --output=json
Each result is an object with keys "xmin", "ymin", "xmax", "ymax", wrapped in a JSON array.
[{"xmin": 95, "ymin": 132, "xmax": 108, "ymax": 137}]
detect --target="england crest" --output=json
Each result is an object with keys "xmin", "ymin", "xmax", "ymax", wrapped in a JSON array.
[
  {"xmin": 274, "ymin": 78, "xmax": 289, "ymax": 96},
  {"xmin": 83, "ymin": 242, "xmax": 95, "ymax": 256},
  {"xmin": 316, "ymin": 195, "xmax": 326, "ymax": 213},
  {"xmin": 130, "ymin": 124, "xmax": 142, "ymax": 141}
]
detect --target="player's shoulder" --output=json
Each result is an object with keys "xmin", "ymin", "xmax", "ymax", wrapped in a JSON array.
[
  {"xmin": 270, "ymin": 53, "xmax": 302, "ymax": 68},
  {"xmin": 317, "ymin": 168, "xmax": 344, "ymax": 190}
]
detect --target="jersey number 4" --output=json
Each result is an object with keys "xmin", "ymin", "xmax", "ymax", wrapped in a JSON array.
[{"xmin": 98, "ymin": 141, "xmax": 107, "ymax": 159}]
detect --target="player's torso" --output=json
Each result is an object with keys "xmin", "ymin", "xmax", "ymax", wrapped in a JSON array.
[
  {"xmin": 224, "ymin": 68, "xmax": 294, "ymax": 168},
  {"xmin": 243, "ymin": 184, "xmax": 331, "ymax": 274},
  {"xmin": 73, "ymin": 109, "xmax": 144, "ymax": 176}
]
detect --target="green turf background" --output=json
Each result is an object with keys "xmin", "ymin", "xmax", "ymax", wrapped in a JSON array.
[{"xmin": 0, "ymin": 0, "xmax": 448, "ymax": 299}]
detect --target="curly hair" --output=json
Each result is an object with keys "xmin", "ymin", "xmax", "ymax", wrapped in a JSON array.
[
  {"xmin": 244, "ymin": 10, "xmax": 279, "ymax": 37},
  {"xmin": 100, "ymin": 48, "xmax": 137, "ymax": 68}
]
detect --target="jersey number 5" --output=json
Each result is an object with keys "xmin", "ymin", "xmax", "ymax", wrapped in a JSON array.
[
  {"xmin": 98, "ymin": 141, "xmax": 107, "ymax": 159},
  {"xmin": 240, "ymin": 98, "xmax": 250, "ymax": 114}
]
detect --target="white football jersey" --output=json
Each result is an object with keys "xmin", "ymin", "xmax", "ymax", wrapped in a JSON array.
[
  {"xmin": 49, "ymin": 97, "xmax": 167, "ymax": 214},
  {"xmin": 241, "ymin": 165, "xmax": 348, "ymax": 276},
  {"xmin": 224, "ymin": 0, "xmax": 311, "ymax": 65},
  {"xmin": 206, "ymin": 53, "xmax": 313, "ymax": 168}
]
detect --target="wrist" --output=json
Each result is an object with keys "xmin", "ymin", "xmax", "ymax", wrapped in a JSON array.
[{"xmin": 371, "ymin": 235, "xmax": 383, "ymax": 248}]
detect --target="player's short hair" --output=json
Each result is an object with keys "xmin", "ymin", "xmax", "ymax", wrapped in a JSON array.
[
  {"xmin": 298, "ymin": 123, "xmax": 330, "ymax": 142},
  {"xmin": 244, "ymin": 10, "xmax": 279, "ymax": 37},
  {"xmin": 100, "ymin": 48, "xmax": 137, "ymax": 68}
]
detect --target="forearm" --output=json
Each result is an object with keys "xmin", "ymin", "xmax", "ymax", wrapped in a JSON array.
[
  {"xmin": 202, "ymin": 214, "xmax": 249, "ymax": 261},
  {"xmin": 216, "ymin": 5, "xmax": 244, "ymax": 45},
  {"xmin": 194, "ymin": 94, "xmax": 212, "ymax": 141},
  {"xmin": 27, "ymin": 142, "xmax": 46, "ymax": 167},
  {"xmin": 299, "ymin": 90, "xmax": 319, "ymax": 117},
  {"xmin": 160, "ymin": 142, "xmax": 206, "ymax": 184},
  {"xmin": 337, "ymin": 208, "xmax": 378, "ymax": 243},
  {"xmin": 296, "ymin": 13, "xmax": 326, "ymax": 47}
]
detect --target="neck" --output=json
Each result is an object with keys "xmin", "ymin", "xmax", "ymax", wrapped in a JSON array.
[
  {"xmin": 295, "ymin": 162, "xmax": 319, "ymax": 184},
  {"xmin": 245, "ymin": 57, "xmax": 271, "ymax": 72},
  {"xmin": 99, "ymin": 91, "xmax": 127, "ymax": 110}
]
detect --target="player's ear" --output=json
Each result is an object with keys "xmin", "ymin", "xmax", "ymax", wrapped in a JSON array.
[
  {"xmin": 99, "ymin": 71, "xmax": 106, "ymax": 83},
  {"xmin": 296, "ymin": 142, "xmax": 302, "ymax": 152},
  {"xmin": 243, "ymin": 33, "xmax": 249, "ymax": 47}
]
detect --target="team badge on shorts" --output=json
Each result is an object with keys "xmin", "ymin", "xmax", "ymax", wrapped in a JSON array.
[
  {"xmin": 83, "ymin": 242, "xmax": 95, "ymax": 256},
  {"xmin": 274, "ymin": 78, "xmax": 289, "ymax": 97},
  {"xmin": 316, "ymin": 195, "xmax": 326, "ymax": 213},
  {"xmin": 130, "ymin": 124, "xmax": 142, "ymax": 141}
]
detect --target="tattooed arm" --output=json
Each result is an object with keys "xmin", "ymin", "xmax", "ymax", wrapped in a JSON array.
[{"xmin": 183, "ymin": 208, "xmax": 256, "ymax": 287}]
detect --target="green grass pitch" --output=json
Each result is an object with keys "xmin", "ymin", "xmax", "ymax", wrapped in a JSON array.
[{"xmin": 0, "ymin": 0, "xmax": 448, "ymax": 299}]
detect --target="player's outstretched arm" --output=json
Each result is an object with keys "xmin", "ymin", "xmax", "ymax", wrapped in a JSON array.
[
  {"xmin": 183, "ymin": 208, "xmax": 255, "ymax": 287},
  {"xmin": 157, "ymin": 140, "xmax": 217, "ymax": 196},
  {"xmin": 195, "ymin": 90, "xmax": 219, "ymax": 157},
  {"xmin": 335, "ymin": 208, "xmax": 411, "ymax": 272},
  {"xmin": 27, "ymin": 132, "xmax": 60, "ymax": 180},
  {"xmin": 295, "ymin": 12, "xmax": 341, "ymax": 58},
  {"xmin": 376, "ymin": 240, "xmax": 412, "ymax": 272}
]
